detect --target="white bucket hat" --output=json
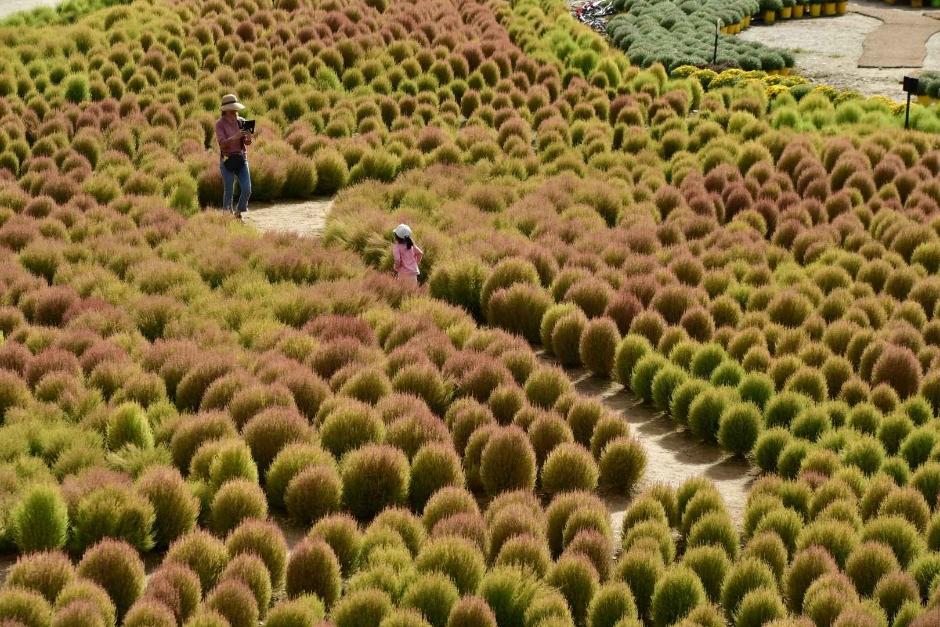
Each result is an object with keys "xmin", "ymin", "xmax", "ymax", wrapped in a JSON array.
[
  {"xmin": 393, "ymin": 224, "xmax": 412, "ymax": 239},
  {"xmin": 220, "ymin": 94, "xmax": 245, "ymax": 111}
]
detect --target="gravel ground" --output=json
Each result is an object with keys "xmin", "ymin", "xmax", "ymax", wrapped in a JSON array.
[{"xmin": 738, "ymin": 13, "xmax": 912, "ymax": 99}]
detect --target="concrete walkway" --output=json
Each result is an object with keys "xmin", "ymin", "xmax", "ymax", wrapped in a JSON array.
[{"xmin": 852, "ymin": 0, "xmax": 940, "ymax": 68}]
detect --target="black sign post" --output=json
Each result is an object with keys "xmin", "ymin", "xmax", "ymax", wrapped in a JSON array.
[
  {"xmin": 714, "ymin": 19, "xmax": 721, "ymax": 65},
  {"xmin": 903, "ymin": 76, "xmax": 920, "ymax": 130}
]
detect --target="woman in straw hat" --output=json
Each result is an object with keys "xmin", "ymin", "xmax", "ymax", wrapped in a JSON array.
[{"xmin": 215, "ymin": 93, "xmax": 253, "ymax": 218}]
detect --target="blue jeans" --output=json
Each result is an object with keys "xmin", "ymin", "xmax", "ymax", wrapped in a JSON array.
[{"xmin": 220, "ymin": 160, "xmax": 251, "ymax": 213}]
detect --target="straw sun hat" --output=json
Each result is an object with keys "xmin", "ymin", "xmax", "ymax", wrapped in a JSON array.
[{"xmin": 220, "ymin": 94, "xmax": 245, "ymax": 111}]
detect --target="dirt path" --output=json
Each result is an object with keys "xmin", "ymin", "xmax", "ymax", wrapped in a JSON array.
[
  {"xmin": 565, "ymin": 367, "xmax": 754, "ymax": 535},
  {"xmin": 852, "ymin": 0, "xmax": 940, "ymax": 68},
  {"xmin": 739, "ymin": 0, "xmax": 940, "ymax": 98},
  {"xmin": 0, "ymin": 0, "xmax": 57, "ymax": 19},
  {"xmin": 242, "ymin": 198, "xmax": 334, "ymax": 238}
]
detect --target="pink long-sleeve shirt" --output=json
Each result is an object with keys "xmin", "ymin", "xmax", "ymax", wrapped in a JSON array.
[
  {"xmin": 215, "ymin": 115, "xmax": 250, "ymax": 157},
  {"xmin": 393, "ymin": 243, "xmax": 423, "ymax": 277}
]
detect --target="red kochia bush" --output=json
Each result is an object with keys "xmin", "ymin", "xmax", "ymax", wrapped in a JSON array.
[{"xmin": 872, "ymin": 345, "xmax": 922, "ymax": 399}]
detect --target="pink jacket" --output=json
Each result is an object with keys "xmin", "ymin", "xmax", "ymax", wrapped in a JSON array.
[{"xmin": 393, "ymin": 243, "xmax": 423, "ymax": 276}]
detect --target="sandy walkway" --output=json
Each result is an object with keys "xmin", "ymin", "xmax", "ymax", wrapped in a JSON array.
[
  {"xmin": 0, "ymin": 0, "xmax": 57, "ymax": 19},
  {"xmin": 242, "ymin": 198, "xmax": 333, "ymax": 238},
  {"xmin": 565, "ymin": 367, "xmax": 754, "ymax": 536},
  {"xmin": 852, "ymin": 1, "xmax": 940, "ymax": 68},
  {"xmin": 738, "ymin": 0, "xmax": 940, "ymax": 98}
]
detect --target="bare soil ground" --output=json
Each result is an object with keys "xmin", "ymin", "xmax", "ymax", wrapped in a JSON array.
[
  {"xmin": 739, "ymin": 0, "xmax": 940, "ymax": 99},
  {"xmin": 0, "ymin": 0, "xmax": 57, "ymax": 19},
  {"xmin": 241, "ymin": 198, "xmax": 334, "ymax": 238},
  {"xmin": 564, "ymin": 367, "xmax": 754, "ymax": 536}
]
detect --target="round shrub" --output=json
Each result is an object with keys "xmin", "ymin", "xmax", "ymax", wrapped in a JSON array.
[
  {"xmin": 630, "ymin": 354, "xmax": 668, "ymax": 403},
  {"xmin": 614, "ymin": 549, "xmax": 664, "ymax": 622},
  {"xmin": 688, "ymin": 389, "xmax": 729, "ymax": 443},
  {"xmin": 422, "ymin": 487, "xmax": 479, "ymax": 530},
  {"xmin": 690, "ymin": 344, "xmax": 727, "ymax": 380},
  {"xmin": 587, "ymin": 581, "xmax": 637, "ymax": 627},
  {"xmin": 242, "ymin": 408, "xmax": 310, "ymax": 474},
  {"xmin": 873, "ymin": 571, "xmax": 918, "ymax": 623},
  {"xmin": 165, "ymin": 529, "xmax": 230, "ymax": 593},
  {"xmin": 123, "ymin": 600, "xmax": 176, "ymax": 627},
  {"xmin": 717, "ymin": 402, "xmax": 762, "ymax": 457},
  {"xmin": 331, "ymin": 589, "xmax": 393, "ymax": 627},
  {"xmin": 409, "ymin": 443, "xmax": 464, "ymax": 512},
  {"xmin": 785, "ymin": 546, "xmax": 838, "ymax": 613},
  {"xmin": 651, "ymin": 565, "xmax": 706, "ymax": 627},
  {"xmin": 687, "ymin": 512, "xmax": 739, "ymax": 561},
  {"xmin": 285, "ymin": 464, "xmax": 342, "ymax": 526},
  {"xmin": 210, "ymin": 479, "xmax": 268, "ymax": 535},
  {"xmin": 0, "ymin": 587, "xmax": 52, "ymax": 627},
  {"xmin": 650, "ymin": 365, "xmax": 687, "ymax": 414},
  {"xmin": 341, "ymin": 445, "xmax": 409, "ymax": 521},
  {"xmin": 226, "ymin": 518, "xmax": 289, "ymax": 593},
  {"xmin": 415, "ymin": 537, "xmax": 485, "ymax": 595},
  {"xmin": 54, "ymin": 580, "xmax": 115, "ymax": 627},
  {"xmin": 319, "ymin": 403, "xmax": 384, "ymax": 459},
  {"xmin": 480, "ymin": 426, "xmax": 536, "ymax": 497},
  {"xmin": 681, "ymin": 545, "xmax": 729, "ymax": 604},
  {"xmin": 265, "ymin": 596, "xmax": 325, "ymax": 627},
  {"xmin": 264, "ymin": 443, "xmax": 336, "ymax": 510},
  {"xmin": 861, "ymin": 516, "xmax": 925, "ymax": 568},
  {"xmin": 670, "ymin": 379, "xmax": 709, "ymax": 427},
  {"xmin": 524, "ymin": 367, "xmax": 572, "ymax": 410},
  {"xmin": 549, "ymin": 310, "xmax": 587, "ymax": 366},
  {"xmin": 76, "ymin": 539, "xmax": 145, "ymax": 622},
  {"xmin": 51, "ymin": 598, "xmax": 108, "ymax": 627},
  {"xmin": 873, "ymin": 346, "xmax": 922, "ymax": 399},
  {"xmin": 6, "ymin": 551, "xmax": 74, "ymax": 605},
  {"xmin": 144, "ymin": 563, "xmax": 201, "ymax": 624},
  {"xmin": 496, "ymin": 533, "xmax": 551, "ymax": 578},
  {"xmin": 738, "ymin": 373, "xmax": 775, "ymax": 411},
  {"xmin": 286, "ymin": 538, "xmax": 341, "ymax": 607},
  {"xmin": 401, "ymin": 574, "xmax": 459, "ymax": 627},
  {"xmin": 136, "ymin": 466, "xmax": 198, "ymax": 549},
  {"xmin": 845, "ymin": 542, "xmax": 900, "ymax": 597},
  {"xmin": 446, "ymin": 596, "xmax": 496, "ymax": 627},
  {"xmin": 764, "ymin": 392, "xmax": 813, "ymax": 429},
  {"xmin": 540, "ymin": 443, "xmax": 598, "ymax": 498},
  {"xmin": 580, "ymin": 318, "xmax": 621, "ymax": 377},
  {"xmin": 599, "ymin": 437, "xmax": 646, "ymax": 496},
  {"xmin": 205, "ymin": 580, "xmax": 258, "ymax": 627},
  {"xmin": 546, "ymin": 554, "xmax": 599, "ymax": 626},
  {"xmin": 10, "ymin": 484, "xmax": 69, "ymax": 553},
  {"xmin": 309, "ymin": 514, "xmax": 362, "ymax": 579},
  {"xmin": 722, "ymin": 557, "xmax": 778, "ymax": 621},
  {"xmin": 613, "ymin": 335, "xmax": 652, "ymax": 386},
  {"xmin": 221, "ymin": 553, "xmax": 272, "ymax": 619},
  {"xmin": 735, "ymin": 589, "xmax": 786, "ymax": 627},
  {"xmin": 182, "ymin": 608, "xmax": 230, "ymax": 627},
  {"xmin": 754, "ymin": 428, "xmax": 791, "ymax": 473}
]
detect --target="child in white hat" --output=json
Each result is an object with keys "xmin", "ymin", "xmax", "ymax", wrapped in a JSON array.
[{"xmin": 392, "ymin": 224, "xmax": 423, "ymax": 284}]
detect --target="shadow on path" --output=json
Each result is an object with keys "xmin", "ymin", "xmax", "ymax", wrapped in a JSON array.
[{"xmin": 556, "ymin": 360, "xmax": 755, "ymax": 538}]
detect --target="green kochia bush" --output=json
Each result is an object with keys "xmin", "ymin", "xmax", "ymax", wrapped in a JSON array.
[
  {"xmin": 9, "ymin": 483, "xmax": 69, "ymax": 552},
  {"xmin": 76, "ymin": 539, "xmax": 146, "ymax": 622},
  {"xmin": 334, "ymin": 442, "xmax": 405, "ymax": 519}
]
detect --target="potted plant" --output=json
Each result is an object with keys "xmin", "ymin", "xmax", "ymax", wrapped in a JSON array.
[
  {"xmin": 761, "ymin": 0, "xmax": 783, "ymax": 23},
  {"xmin": 823, "ymin": 0, "xmax": 837, "ymax": 15},
  {"xmin": 809, "ymin": 0, "xmax": 823, "ymax": 17},
  {"xmin": 793, "ymin": 2, "xmax": 805, "ymax": 17},
  {"xmin": 780, "ymin": 0, "xmax": 795, "ymax": 19},
  {"xmin": 836, "ymin": 1, "xmax": 848, "ymax": 13},
  {"xmin": 912, "ymin": 0, "xmax": 924, "ymax": 7}
]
